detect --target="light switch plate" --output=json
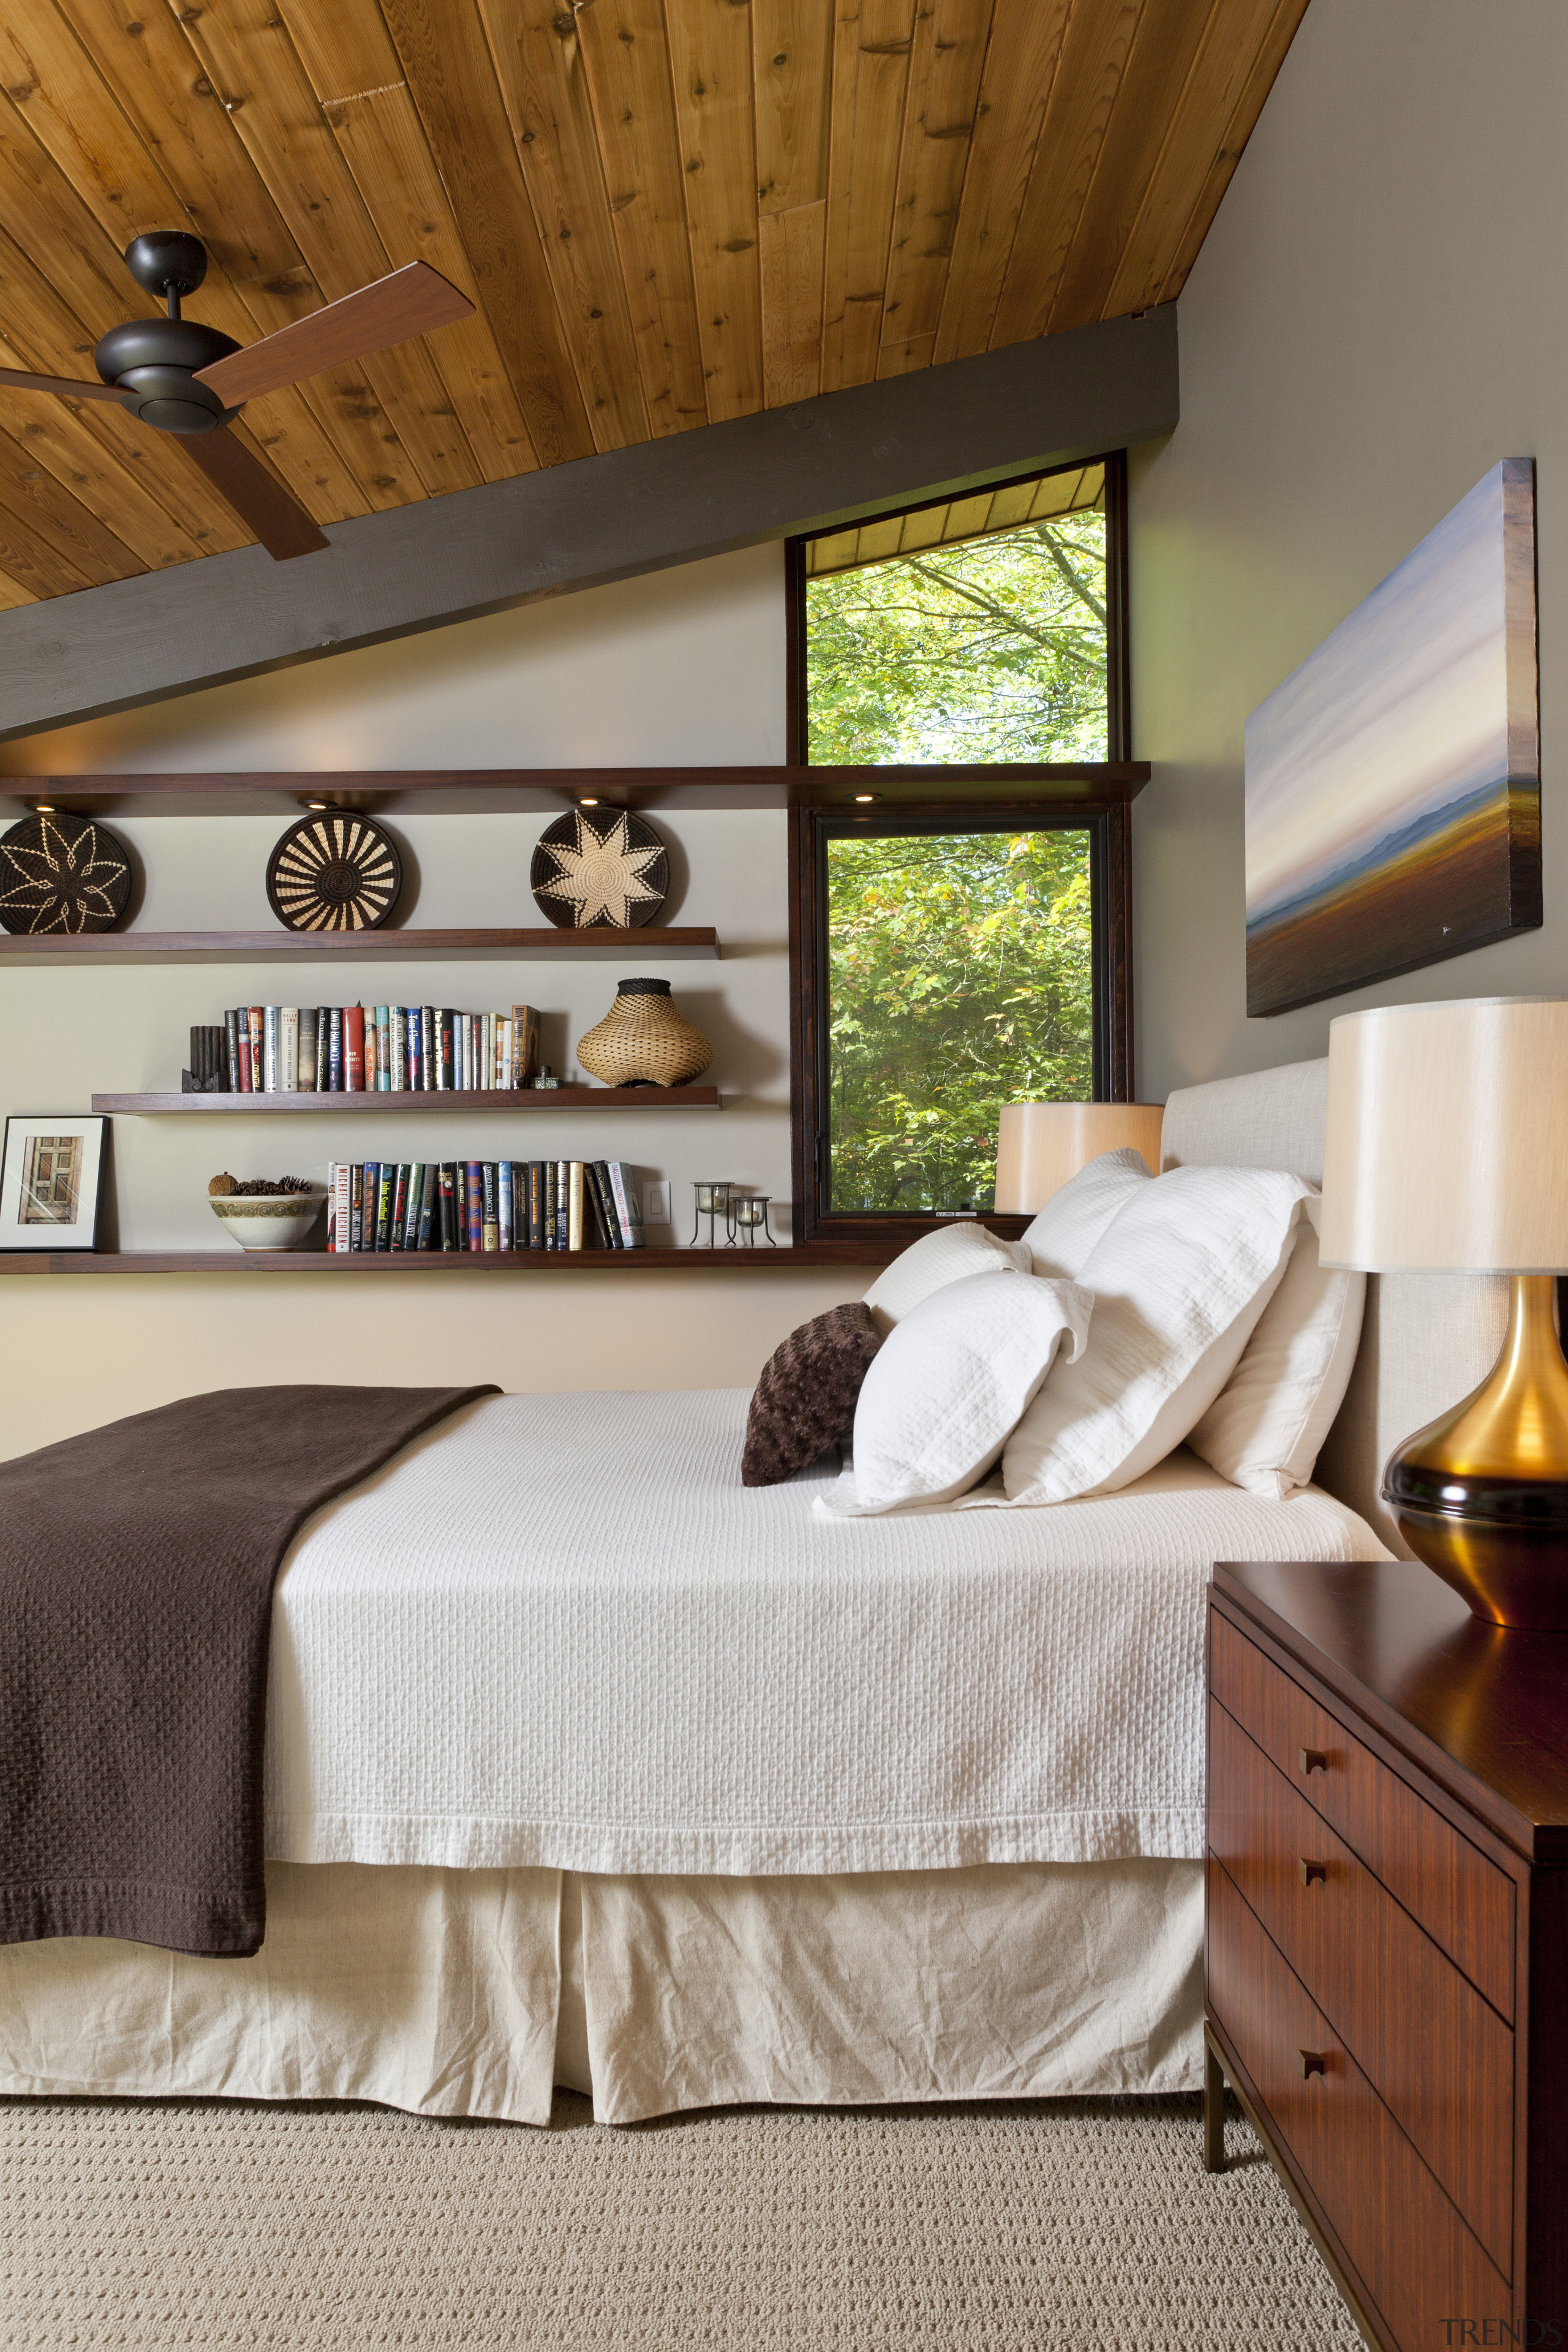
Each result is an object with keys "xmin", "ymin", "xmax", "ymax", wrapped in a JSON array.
[{"xmin": 643, "ymin": 1180, "xmax": 671, "ymax": 1226}]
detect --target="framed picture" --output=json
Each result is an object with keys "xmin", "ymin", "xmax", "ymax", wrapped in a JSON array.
[
  {"xmin": 1245, "ymin": 458, "xmax": 1540, "ymax": 1016},
  {"xmin": 0, "ymin": 1115, "xmax": 108, "ymax": 1252}
]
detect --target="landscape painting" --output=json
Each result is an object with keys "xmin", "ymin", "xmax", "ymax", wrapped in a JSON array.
[{"xmin": 1245, "ymin": 458, "xmax": 1539, "ymax": 1017}]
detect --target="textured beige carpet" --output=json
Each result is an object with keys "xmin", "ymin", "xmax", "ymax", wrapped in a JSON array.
[{"xmin": 2, "ymin": 2091, "xmax": 1360, "ymax": 2350}]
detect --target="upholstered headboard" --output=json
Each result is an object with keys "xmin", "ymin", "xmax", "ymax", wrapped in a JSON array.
[{"xmin": 1159, "ymin": 1058, "xmax": 1508, "ymax": 1555}]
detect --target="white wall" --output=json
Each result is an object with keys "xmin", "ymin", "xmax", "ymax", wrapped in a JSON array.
[
  {"xmin": 0, "ymin": 545, "xmax": 869, "ymax": 1458},
  {"xmin": 1130, "ymin": 0, "xmax": 1568, "ymax": 1097}
]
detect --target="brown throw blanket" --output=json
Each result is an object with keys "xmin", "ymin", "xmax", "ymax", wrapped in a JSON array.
[{"xmin": 0, "ymin": 1383, "xmax": 497, "ymax": 1958}]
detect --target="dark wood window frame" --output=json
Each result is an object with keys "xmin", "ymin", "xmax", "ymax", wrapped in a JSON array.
[{"xmin": 786, "ymin": 451, "xmax": 1138, "ymax": 1254}]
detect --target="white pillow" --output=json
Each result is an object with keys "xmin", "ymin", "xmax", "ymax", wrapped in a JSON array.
[
  {"xmin": 862, "ymin": 1221, "xmax": 1031, "ymax": 1333},
  {"xmin": 1002, "ymin": 1165, "xmax": 1312, "ymax": 1504},
  {"xmin": 1186, "ymin": 1201, "xmax": 1366, "ymax": 1499},
  {"xmin": 847, "ymin": 1272, "xmax": 1092, "ymax": 1514},
  {"xmin": 1020, "ymin": 1148, "xmax": 1152, "ymax": 1276}
]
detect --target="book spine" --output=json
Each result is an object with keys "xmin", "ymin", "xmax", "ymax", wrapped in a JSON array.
[
  {"xmin": 511, "ymin": 1005, "xmax": 539, "ymax": 1088},
  {"xmin": 374, "ymin": 1163, "xmax": 394, "ymax": 1251},
  {"xmin": 298, "ymin": 1007, "xmax": 317, "ymax": 1093},
  {"xmin": 437, "ymin": 1163, "xmax": 456, "ymax": 1251},
  {"xmin": 401, "ymin": 1162, "xmax": 420, "ymax": 1251},
  {"xmin": 350, "ymin": 1163, "xmax": 364, "ymax": 1252},
  {"xmin": 347, "ymin": 1005, "xmax": 368, "ymax": 1092},
  {"xmin": 590, "ymin": 1161, "xmax": 620, "ymax": 1248},
  {"xmin": 498, "ymin": 1160, "xmax": 513, "ymax": 1251},
  {"xmin": 325, "ymin": 1161, "xmax": 336, "ymax": 1250},
  {"xmin": 386, "ymin": 1006, "xmax": 403, "ymax": 1093},
  {"xmin": 327, "ymin": 1006, "xmax": 344, "ymax": 1091},
  {"xmin": 237, "ymin": 1018, "xmax": 254, "ymax": 1094},
  {"xmin": 481, "ymin": 1161, "xmax": 499, "ymax": 1251},
  {"xmin": 462, "ymin": 1161, "xmax": 480, "ymax": 1252},
  {"xmin": 224, "ymin": 1009, "xmax": 241, "ymax": 1091},
  {"xmin": 262, "ymin": 1005, "xmax": 279, "ymax": 1093},
  {"xmin": 420, "ymin": 1005, "xmax": 435, "ymax": 1092},
  {"xmin": 606, "ymin": 1161, "xmax": 644, "ymax": 1248},
  {"xmin": 417, "ymin": 1160, "xmax": 437, "ymax": 1251},
  {"xmin": 315, "ymin": 1009, "xmax": 330, "ymax": 1093},
  {"xmin": 406, "ymin": 1007, "xmax": 422, "ymax": 1093},
  {"xmin": 567, "ymin": 1159, "xmax": 584, "ymax": 1251},
  {"xmin": 524, "ymin": 1159, "xmax": 538, "ymax": 1250},
  {"xmin": 372, "ymin": 1005, "xmax": 388, "ymax": 1090},
  {"xmin": 480, "ymin": 1011, "xmax": 493, "ymax": 1093},
  {"xmin": 280, "ymin": 1006, "xmax": 299, "ymax": 1094},
  {"xmin": 436, "ymin": 1009, "xmax": 453, "ymax": 1090},
  {"xmin": 390, "ymin": 1163, "xmax": 409, "ymax": 1250},
  {"xmin": 333, "ymin": 1160, "xmax": 352, "ymax": 1253},
  {"xmin": 248, "ymin": 1008, "xmax": 264, "ymax": 1093},
  {"xmin": 554, "ymin": 1159, "xmax": 568, "ymax": 1250}
]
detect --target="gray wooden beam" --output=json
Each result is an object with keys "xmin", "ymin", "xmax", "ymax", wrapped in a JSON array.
[{"xmin": 0, "ymin": 306, "xmax": 1177, "ymax": 742}]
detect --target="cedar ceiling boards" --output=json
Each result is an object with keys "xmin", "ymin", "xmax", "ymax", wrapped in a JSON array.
[{"xmin": 0, "ymin": 0, "xmax": 1305, "ymax": 727}]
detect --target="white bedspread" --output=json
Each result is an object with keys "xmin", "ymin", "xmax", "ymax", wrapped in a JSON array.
[{"xmin": 263, "ymin": 1390, "xmax": 1385, "ymax": 1877}]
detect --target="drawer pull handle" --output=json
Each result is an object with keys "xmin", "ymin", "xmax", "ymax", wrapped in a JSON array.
[
  {"xmin": 1298, "ymin": 2050, "xmax": 1329, "ymax": 2081},
  {"xmin": 1298, "ymin": 1860, "xmax": 1327, "ymax": 1888},
  {"xmin": 1298, "ymin": 1747, "xmax": 1329, "ymax": 1776}
]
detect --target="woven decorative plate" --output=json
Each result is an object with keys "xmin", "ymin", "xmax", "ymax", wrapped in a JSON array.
[
  {"xmin": 266, "ymin": 813, "xmax": 402, "ymax": 932},
  {"xmin": 0, "ymin": 811, "xmax": 131, "ymax": 935},
  {"xmin": 530, "ymin": 807, "xmax": 669, "ymax": 930}
]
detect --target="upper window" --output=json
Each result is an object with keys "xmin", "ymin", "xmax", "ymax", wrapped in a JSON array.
[{"xmin": 799, "ymin": 462, "xmax": 1113, "ymax": 766}]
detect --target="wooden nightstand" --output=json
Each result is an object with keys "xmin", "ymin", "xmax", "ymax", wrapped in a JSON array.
[{"xmin": 1204, "ymin": 1559, "xmax": 1568, "ymax": 2352}]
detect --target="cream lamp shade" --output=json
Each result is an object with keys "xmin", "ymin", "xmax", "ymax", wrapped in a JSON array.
[
  {"xmin": 994, "ymin": 1101, "xmax": 1165, "ymax": 1215},
  {"xmin": 1321, "ymin": 997, "xmax": 1568, "ymax": 1273}
]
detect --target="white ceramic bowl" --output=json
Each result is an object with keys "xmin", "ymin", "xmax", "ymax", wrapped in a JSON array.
[{"xmin": 209, "ymin": 1190, "xmax": 327, "ymax": 1252}]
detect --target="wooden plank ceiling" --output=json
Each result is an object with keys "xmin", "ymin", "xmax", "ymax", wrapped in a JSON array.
[{"xmin": 0, "ymin": 0, "xmax": 1308, "ymax": 610}]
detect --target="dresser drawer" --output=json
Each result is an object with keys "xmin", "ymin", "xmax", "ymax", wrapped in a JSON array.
[
  {"xmin": 1207, "ymin": 1855, "xmax": 1511, "ymax": 2348},
  {"xmin": 1210, "ymin": 1610, "xmax": 1515, "ymax": 2019},
  {"xmin": 1209, "ymin": 1694, "xmax": 1514, "ymax": 2273}
]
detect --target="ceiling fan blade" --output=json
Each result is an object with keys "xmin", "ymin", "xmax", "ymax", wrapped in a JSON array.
[
  {"xmin": 193, "ymin": 261, "xmax": 475, "ymax": 407},
  {"xmin": 0, "ymin": 367, "xmax": 130, "ymax": 404},
  {"xmin": 176, "ymin": 428, "xmax": 330, "ymax": 563}
]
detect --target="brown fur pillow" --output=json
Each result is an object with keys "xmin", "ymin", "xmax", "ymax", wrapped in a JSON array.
[{"xmin": 741, "ymin": 1303, "xmax": 884, "ymax": 1487}]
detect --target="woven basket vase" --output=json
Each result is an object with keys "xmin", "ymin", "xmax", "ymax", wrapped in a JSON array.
[{"xmin": 576, "ymin": 979, "xmax": 713, "ymax": 1087}]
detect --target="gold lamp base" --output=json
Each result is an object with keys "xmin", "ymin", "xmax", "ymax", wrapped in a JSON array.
[{"xmin": 1384, "ymin": 1275, "xmax": 1568, "ymax": 1629}]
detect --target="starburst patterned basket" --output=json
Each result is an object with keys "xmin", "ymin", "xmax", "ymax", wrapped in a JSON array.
[
  {"xmin": 530, "ymin": 808, "xmax": 669, "ymax": 930},
  {"xmin": 0, "ymin": 812, "xmax": 131, "ymax": 935}
]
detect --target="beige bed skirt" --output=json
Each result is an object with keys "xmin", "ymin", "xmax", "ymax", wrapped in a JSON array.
[{"xmin": 0, "ymin": 1859, "xmax": 1204, "ymax": 2127}]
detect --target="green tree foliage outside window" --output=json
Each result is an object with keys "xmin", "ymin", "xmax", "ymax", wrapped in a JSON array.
[
  {"xmin": 826, "ymin": 828, "xmax": 1094, "ymax": 1213},
  {"xmin": 808, "ymin": 499, "xmax": 1109, "ymax": 1213},
  {"xmin": 805, "ymin": 507, "xmax": 1109, "ymax": 766}
]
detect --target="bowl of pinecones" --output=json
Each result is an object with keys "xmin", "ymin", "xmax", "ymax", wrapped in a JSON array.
[{"xmin": 208, "ymin": 1172, "xmax": 326, "ymax": 1252}]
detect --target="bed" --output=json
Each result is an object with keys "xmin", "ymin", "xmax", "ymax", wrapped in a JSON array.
[{"xmin": 0, "ymin": 1058, "xmax": 1505, "ymax": 2126}]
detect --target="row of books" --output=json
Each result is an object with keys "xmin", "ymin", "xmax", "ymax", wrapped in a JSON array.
[
  {"xmin": 327, "ymin": 1159, "xmax": 646, "ymax": 1252},
  {"xmin": 221, "ymin": 1005, "xmax": 540, "ymax": 1093}
]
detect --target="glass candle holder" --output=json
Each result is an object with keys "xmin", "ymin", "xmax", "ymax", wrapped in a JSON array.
[
  {"xmin": 726, "ymin": 1191, "xmax": 777, "ymax": 1247},
  {"xmin": 690, "ymin": 1180, "xmax": 732, "ymax": 1247}
]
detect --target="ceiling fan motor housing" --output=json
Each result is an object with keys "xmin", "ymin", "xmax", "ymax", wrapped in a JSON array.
[{"xmin": 94, "ymin": 315, "xmax": 240, "ymax": 434}]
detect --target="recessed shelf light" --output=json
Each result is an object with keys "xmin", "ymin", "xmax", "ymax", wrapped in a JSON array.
[
  {"xmin": 577, "ymin": 796, "xmax": 600, "ymax": 807},
  {"xmin": 853, "ymin": 793, "xmax": 880, "ymax": 804},
  {"xmin": 301, "ymin": 798, "xmax": 333, "ymax": 812},
  {"xmin": 32, "ymin": 802, "xmax": 56, "ymax": 813}
]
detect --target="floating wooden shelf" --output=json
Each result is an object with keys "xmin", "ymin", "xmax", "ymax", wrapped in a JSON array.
[
  {"xmin": 0, "ymin": 1243, "xmax": 891, "ymax": 1275},
  {"xmin": 92, "ymin": 1087, "xmax": 720, "ymax": 1114},
  {"xmin": 0, "ymin": 926, "xmax": 719, "ymax": 965},
  {"xmin": 0, "ymin": 764, "xmax": 1152, "ymax": 820}
]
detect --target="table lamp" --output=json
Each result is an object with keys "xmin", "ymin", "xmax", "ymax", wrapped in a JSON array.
[
  {"xmin": 994, "ymin": 1101, "xmax": 1165, "ymax": 1213},
  {"xmin": 1320, "ymin": 997, "xmax": 1568, "ymax": 1629}
]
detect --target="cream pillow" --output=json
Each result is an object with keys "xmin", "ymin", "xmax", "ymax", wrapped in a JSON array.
[
  {"xmin": 1186, "ymin": 1202, "xmax": 1366, "ymax": 1499},
  {"xmin": 862, "ymin": 1221, "xmax": 1031, "ymax": 1333},
  {"xmin": 846, "ymin": 1271, "xmax": 1093, "ymax": 1514},
  {"xmin": 1002, "ymin": 1165, "xmax": 1312, "ymax": 1504},
  {"xmin": 1019, "ymin": 1148, "xmax": 1152, "ymax": 1276}
]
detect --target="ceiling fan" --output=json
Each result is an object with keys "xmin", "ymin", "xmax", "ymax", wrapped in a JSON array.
[{"xmin": 0, "ymin": 231, "xmax": 475, "ymax": 562}]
